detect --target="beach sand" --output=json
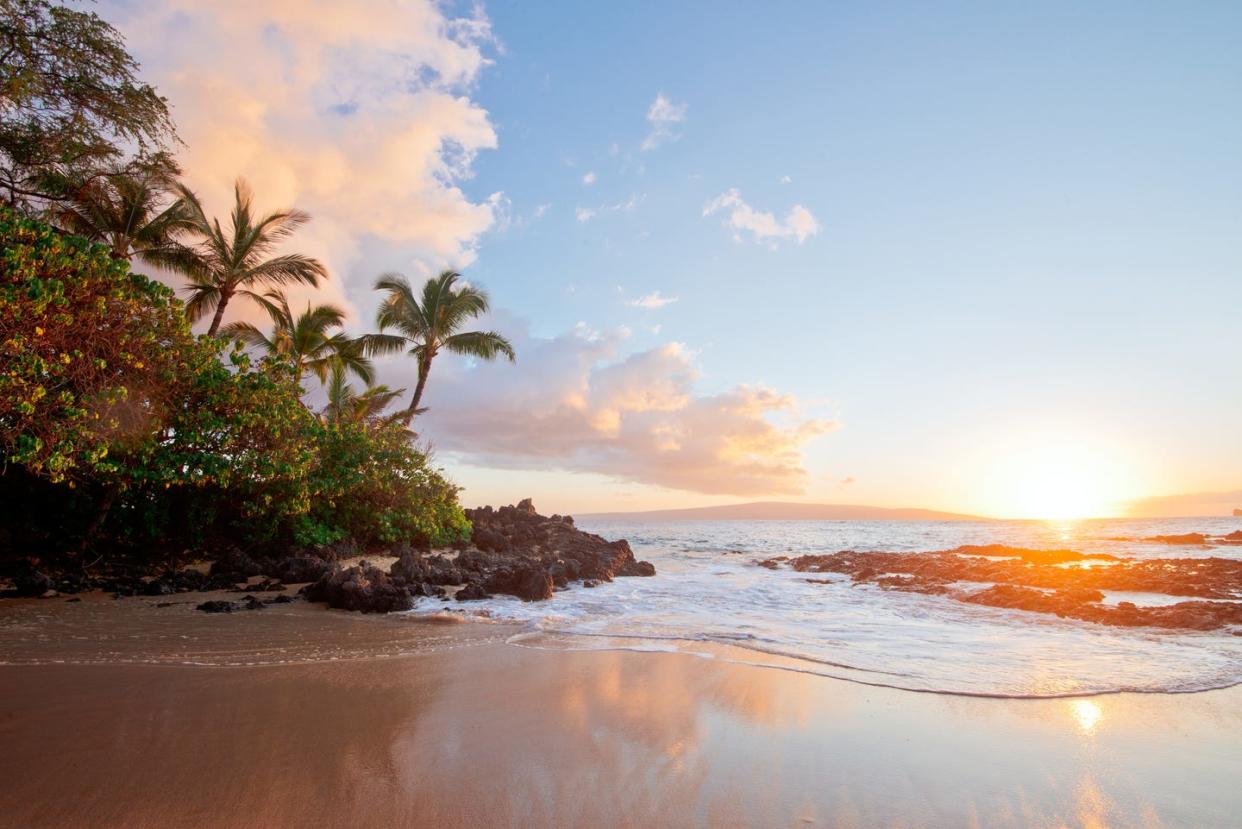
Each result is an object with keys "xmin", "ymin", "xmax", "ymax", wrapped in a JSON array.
[{"xmin": 0, "ymin": 596, "xmax": 1239, "ymax": 828}]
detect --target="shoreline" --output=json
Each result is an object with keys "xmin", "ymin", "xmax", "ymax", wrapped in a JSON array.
[{"xmin": 2, "ymin": 620, "xmax": 1241, "ymax": 828}]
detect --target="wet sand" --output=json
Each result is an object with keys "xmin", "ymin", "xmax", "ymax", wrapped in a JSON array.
[{"xmin": 1, "ymin": 597, "xmax": 1240, "ymax": 828}]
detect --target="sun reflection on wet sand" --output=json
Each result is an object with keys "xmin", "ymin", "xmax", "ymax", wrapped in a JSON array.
[{"xmin": 1071, "ymin": 699, "xmax": 1104, "ymax": 735}]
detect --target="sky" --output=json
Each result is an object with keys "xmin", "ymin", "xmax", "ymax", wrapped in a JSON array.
[{"xmin": 102, "ymin": 0, "xmax": 1242, "ymax": 518}]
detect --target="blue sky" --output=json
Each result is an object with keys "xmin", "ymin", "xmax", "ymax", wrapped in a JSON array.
[{"xmin": 115, "ymin": 0, "xmax": 1242, "ymax": 516}]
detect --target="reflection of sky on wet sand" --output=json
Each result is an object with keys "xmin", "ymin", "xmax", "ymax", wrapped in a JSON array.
[
  {"xmin": 1, "ymin": 633, "xmax": 1239, "ymax": 827},
  {"xmin": 391, "ymin": 647, "xmax": 1240, "ymax": 828}
]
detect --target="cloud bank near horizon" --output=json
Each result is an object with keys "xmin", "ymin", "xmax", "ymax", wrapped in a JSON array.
[{"xmin": 406, "ymin": 318, "xmax": 836, "ymax": 496}]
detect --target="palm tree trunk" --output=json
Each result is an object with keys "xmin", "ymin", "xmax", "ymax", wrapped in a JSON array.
[
  {"xmin": 206, "ymin": 290, "xmax": 232, "ymax": 336},
  {"xmin": 403, "ymin": 359, "xmax": 432, "ymax": 423}
]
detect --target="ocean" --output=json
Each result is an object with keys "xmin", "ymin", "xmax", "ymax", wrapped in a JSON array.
[{"xmin": 410, "ymin": 516, "xmax": 1242, "ymax": 698}]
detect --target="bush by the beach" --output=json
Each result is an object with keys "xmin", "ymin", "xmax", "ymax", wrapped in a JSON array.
[
  {"xmin": 0, "ymin": 208, "xmax": 467, "ymax": 568},
  {"xmin": 293, "ymin": 419, "xmax": 470, "ymax": 549}
]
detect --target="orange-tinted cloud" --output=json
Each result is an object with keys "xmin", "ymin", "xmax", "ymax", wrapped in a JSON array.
[
  {"xmin": 408, "ymin": 319, "xmax": 836, "ymax": 495},
  {"xmin": 111, "ymin": 0, "xmax": 501, "ymax": 321}
]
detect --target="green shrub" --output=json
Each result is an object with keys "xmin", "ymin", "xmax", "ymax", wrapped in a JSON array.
[{"xmin": 296, "ymin": 419, "xmax": 470, "ymax": 548}]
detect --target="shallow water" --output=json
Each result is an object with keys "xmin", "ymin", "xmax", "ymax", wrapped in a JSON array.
[{"xmin": 410, "ymin": 517, "xmax": 1242, "ymax": 698}]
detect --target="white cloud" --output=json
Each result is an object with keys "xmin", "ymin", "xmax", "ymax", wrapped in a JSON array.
[
  {"xmin": 703, "ymin": 189, "xmax": 819, "ymax": 246},
  {"xmin": 109, "ymin": 0, "xmax": 501, "ymax": 323},
  {"xmin": 583, "ymin": 171, "xmax": 597, "ymax": 185},
  {"xmin": 641, "ymin": 93, "xmax": 686, "ymax": 151},
  {"xmin": 575, "ymin": 194, "xmax": 643, "ymax": 225},
  {"xmin": 780, "ymin": 175, "xmax": 792, "ymax": 184},
  {"xmin": 627, "ymin": 291, "xmax": 679, "ymax": 309},
  {"xmin": 409, "ymin": 318, "xmax": 836, "ymax": 495},
  {"xmin": 534, "ymin": 203, "xmax": 551, "ymax": 218}
]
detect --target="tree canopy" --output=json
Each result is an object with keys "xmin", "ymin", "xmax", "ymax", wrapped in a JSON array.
[{"xmin": 0, "ymin": 0, "xmax": 176, "ymax": 206}]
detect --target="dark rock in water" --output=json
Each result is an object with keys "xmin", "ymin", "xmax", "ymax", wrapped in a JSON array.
[
  {"xmin": 196, "ymin": 600, "xmax": 236, "ymax": 614},
  {"xmin": 266, "ymin": 594, "xmax": 296, "ymax": 605},
  {"xmin": 624, "ymin": 560, "xmax": 656, "ymax": 577},
  {"xmin": 484, "ymin": 561, "xmax": 554, "ymax": 602},
  {"xmin": 1147, "ymin": 533, "xmax": 1209, "ymax": 546},
  {"xmin": 66, "ymin": 597, "xmax": 82, "ymax": 603},
  {"xmin": 455, "ymin": 582, "xmax": 490, "ymax": 601},
  {"xmin": 197, "ymin": 596, "xmax": 265, "ymax": 613},
  {"xmin": 305, "ymin": 564, "xmax": 412, "ymax": 613}
]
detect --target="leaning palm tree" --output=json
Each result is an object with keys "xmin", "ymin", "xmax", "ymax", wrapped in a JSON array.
[
  {"xmin": 320, "ymin": 362, "xmax": 406, "ymax": 427},
  {"xmin": 54, "ymin": 169, "xmax": 192, "ymax": 261},
  {"xmin": 220, "ymin": 291, "xmax": 373, "ymax": 387},
  {"xmin": 156, "ymin": 179, "xmax": 327, "ymax": 335},
  {"xmin": 366, "ymin": 270, "xmax": 514, "ymax": 423}
]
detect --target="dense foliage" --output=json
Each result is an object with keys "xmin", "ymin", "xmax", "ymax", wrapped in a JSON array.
[{"xmin": 0, "ymin": 209, "xmax": 469, "ymax": 564}]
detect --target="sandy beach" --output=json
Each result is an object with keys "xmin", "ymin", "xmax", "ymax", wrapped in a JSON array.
[{"xmin": 1, "ymin": 596, "xmax": 1239, "ymax": 828}]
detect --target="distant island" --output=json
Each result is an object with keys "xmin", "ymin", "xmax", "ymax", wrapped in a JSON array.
[{"xmin": 579, "ymin": 501, "xmax": 986, "ymax": 522}]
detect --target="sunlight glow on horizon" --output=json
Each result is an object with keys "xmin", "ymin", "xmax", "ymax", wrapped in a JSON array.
[{"xmin": 975, "ymin": 434, "xmax": 1144, "ymax": 521}]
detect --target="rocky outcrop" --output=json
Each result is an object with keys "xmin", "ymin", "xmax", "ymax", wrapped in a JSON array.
[
  {"xmin": 304, "ymin": 563, "xmax": 415, "ymax": 614},
  {"xmin": 1, "ymin": 500, "xmax": 653, "ymax": 615},
  {"xmin": 766, "ymin": 544, "xmax": 1242, "ymax": 632},
  {"xmin": 338, "ymin": 499, "xmax": 661, "ymax": 607}
]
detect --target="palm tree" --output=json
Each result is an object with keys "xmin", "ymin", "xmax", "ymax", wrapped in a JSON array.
[
  {"xmin": 220, "ymin": 291, "xmax": 373, "ymax": 387},
  {"xmin": 320, "ymin": 363, "xmax": 406, "ymax": 427},
  {"xmin": 53, "ymin": 169, "xmax": 192, "ymax": 261},
  {"xmin": 158, "ymin": 178, "xmax": 327, "ymax": 335},
  {"xmin": 366, "ymin": 270, "xmax": 514, "ymax": 423}
]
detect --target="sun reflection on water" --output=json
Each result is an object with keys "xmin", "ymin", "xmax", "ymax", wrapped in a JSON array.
[{"xmin": 1071, "ymin": 699, "xmax": 1104, "ymax": 735}]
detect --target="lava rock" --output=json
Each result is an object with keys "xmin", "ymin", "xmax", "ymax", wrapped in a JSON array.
[
  {"xmin": 272, "ymin": 555, "xmax": 333, "ymax": 584},
  {"xmin": 196, "ymin": 600, "xmax": 236, "ymax": 613},
  {"xmin": 304, "ymin": 564, "xmax": 412, "ymax": 613},
  {"xmin": 455, "ymin": 582, "xmax": 491, "ymax": 601},
  {"xmin": 484, "ymin": 561, "xmax": 554, "ymax": 602}
]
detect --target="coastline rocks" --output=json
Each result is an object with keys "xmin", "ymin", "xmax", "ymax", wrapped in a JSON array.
[
  {"xmin": 454, "ymin": 499, "xmax": 655, "ymax": 598},
  {"xmin": 346, "ymin": 499, "xmax": 658, "ymax": 608},
  {"xmin": 196, "ymin": 596, "xmax": 265, "ymax": 613},
  {"xmin": 770, "ymin": 544, "xmax": 1242, "ymax": 632},
  {"xmin": 484, "ymin": 561, "xmax": 554, "ymax": 602},
  {"xmin": 455, "ymin": 582, "xmax": 490, "ymax": 601},
  {"xmin": 272, "ymin": 555, "xmax": 333, "ymax": 585},
  {"xmin": 208, "ymin": 548, "xmax": 263, "ymax": 585},
  {"xmin": 305, "ymin": 563, "xmax": 413, "ymax": 614},
  {"xmin": 1148, "ymin": 533, "xmax": 1209, "ymax": 546}
]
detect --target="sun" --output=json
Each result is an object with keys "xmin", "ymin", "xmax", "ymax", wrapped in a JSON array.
[{"xmin": 984, "ymin": 436, "xmax": 1135, "ymax": 520}]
